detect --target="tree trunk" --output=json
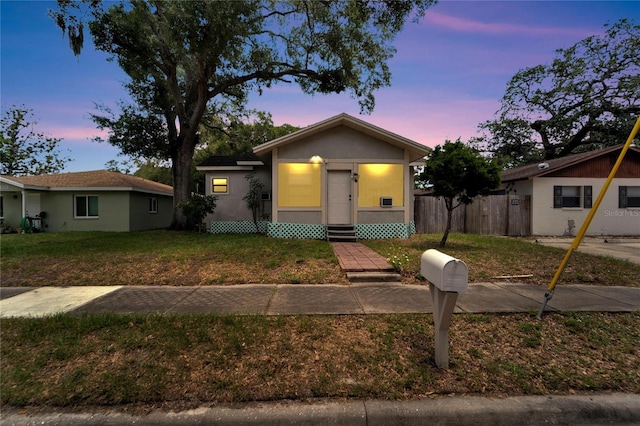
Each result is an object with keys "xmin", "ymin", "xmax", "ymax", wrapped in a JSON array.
[
  {"xmin": 440, "ymin": 198, "xmax": 453, "ymax": 247},
  {"xmin": 171, "ymin": 140, "xmax": 196, "ymax": 229}
]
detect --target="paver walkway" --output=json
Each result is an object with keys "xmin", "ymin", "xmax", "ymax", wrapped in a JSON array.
[{"xmin": 330, "ymin": 242, "xmax": 394, "ymax": 272}]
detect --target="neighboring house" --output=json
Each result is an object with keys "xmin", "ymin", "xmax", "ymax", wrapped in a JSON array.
[
  {"xmin": 0, "ymin": 170, "xmax": 174, "ymax": 232},
  {"xmin": 197, "ymin": 113, "xmax": 430, "ymax": 239},
  {"xmin": 501, "ymin": 144, "xmax": 640, "ymax": 236}
]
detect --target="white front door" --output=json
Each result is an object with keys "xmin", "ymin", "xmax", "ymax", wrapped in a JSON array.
[{"xmin": 327, "ymin": 171, "xmax": 352, "ymax": 224}]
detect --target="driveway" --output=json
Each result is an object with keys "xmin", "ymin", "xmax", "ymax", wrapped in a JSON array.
[{"xmin": 534, "ymin": 237, "xmax": 640, "ymax": 265}]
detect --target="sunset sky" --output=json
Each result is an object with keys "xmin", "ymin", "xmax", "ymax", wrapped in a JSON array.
[{"xmin": 1, "ymin": 1, "xmax": 637, "ymax": 172}]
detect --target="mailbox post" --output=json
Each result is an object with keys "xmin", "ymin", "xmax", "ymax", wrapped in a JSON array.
[{"xmin": 421, "ymin": 249, "xmax": 468, "ymax": 368}]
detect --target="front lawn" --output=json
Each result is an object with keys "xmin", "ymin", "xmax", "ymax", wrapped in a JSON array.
[
  {"xmin": 0, "ymin": 231, "xmax": 345, "ymax": 286},
  {"xmin": 364, "ymin": 234, "xmax": 640, "ymax": 287},
  {"xmin": 1, "ymin": 312, "xmax": 639, "ymax": 412},
  {"xmin": 1, "ymin": 231, "xmax": 638, "ymax": 287}
]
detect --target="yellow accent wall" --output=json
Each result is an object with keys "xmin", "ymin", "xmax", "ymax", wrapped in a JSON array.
[
  {"xmin": 358, "ymin": 164, "xmax": 404, "ymax": 207},
  {"xmin": 278, "ymin": 163, "xmax": 321, "ymax": 207}
]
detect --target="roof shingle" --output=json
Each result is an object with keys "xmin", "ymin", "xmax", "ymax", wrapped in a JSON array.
[
  {"xmin": 1, "ymin": 170, "xmax": 173, "ymax": 195},
  {"xmin": 501, "ymin": 145, "xmax": 640, "ymax": 182}
]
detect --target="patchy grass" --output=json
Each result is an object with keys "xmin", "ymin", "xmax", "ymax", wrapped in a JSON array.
[
  {"xmin": 364, "ymin": 234, "xmax": 640, "ymax": 287},
  {"xmin": 1, "ymin": 231, "xmax": 638, "ymax": 287},
  {"xmin": 0, "ymin": 232, "xmax": 345, "ymax": 286},
  {"xmin": 2, "ymin": 232, "xmax": 638, "ymax": 412},
  {"xmin": 1, "ymin": 312, "xmax": 639, "ymax": 412}
]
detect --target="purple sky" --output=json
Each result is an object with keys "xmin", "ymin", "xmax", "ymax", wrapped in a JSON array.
[{"xmin": 1, "ymin": 1, "xmax": 637, "ymax": 173}]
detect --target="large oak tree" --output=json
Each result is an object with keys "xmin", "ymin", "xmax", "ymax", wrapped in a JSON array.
[
  {"xmin": 475, "ymin": 19, "xmax": 640, "ymax": 168},
  {"xmin": 52, "ymin": 0, "xmax": 435, "ymax": 228}
]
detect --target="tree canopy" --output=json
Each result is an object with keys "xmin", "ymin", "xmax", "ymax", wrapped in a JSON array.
[
  {"xmin": 474, "ymin": 19, "xmax": 640, "ymax": 168},
  {"xmin": 0, "ymin": 106, "xmax": 71, "ymax": 176},
  {"xmin": 417, "ymin": 140, "xmax": 501, "ymax": 247},
  {"xmin": 51, "ymin": 0, "xmax": 435, "ymax": 228}
]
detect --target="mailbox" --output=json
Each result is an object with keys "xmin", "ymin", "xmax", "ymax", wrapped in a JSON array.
[
  {"xmin": 421, "ymin": 249, "xmax": 469, "ymax": 368},
  {"xmin": 421, "ymin": 249, "xmax": 468, "ymax": 293}
]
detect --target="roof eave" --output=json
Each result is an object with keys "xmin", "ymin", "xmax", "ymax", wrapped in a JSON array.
[{"xmin": 195, "ymin": 166, "xmax": 255, "ymax": 172}]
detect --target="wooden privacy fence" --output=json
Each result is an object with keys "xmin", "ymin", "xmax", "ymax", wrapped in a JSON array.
[{"xmin": 414, "ymin": 194, "xmax": 531, "ymax": 236}]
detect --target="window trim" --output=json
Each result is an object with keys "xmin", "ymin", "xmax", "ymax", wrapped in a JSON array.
[
  {"xmin": 212, "ymin": 177, "xmax": 229, "ymax": 194},
  {"xmin": 149, "ymin": 197, "xmax": 158, "ymax": 214},
  {"xmin": 74, "ymin": 195, "xmax": 99, "ymax": 219},
  {"xmin": 620, "ymin": 185, "xmax": 640, "ymax": 208},
  {"xmin": 553, "ymin": 185, "xmax": 581, "ymax": 209}
]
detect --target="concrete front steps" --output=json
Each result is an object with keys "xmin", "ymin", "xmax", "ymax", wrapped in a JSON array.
[
  {"xmin": 346, "ymin": 271, "xmax": 402, "ymax": 283},
  {"xmin": 327, "ymin": 225, "xmax": 357, "ymax": 242}
]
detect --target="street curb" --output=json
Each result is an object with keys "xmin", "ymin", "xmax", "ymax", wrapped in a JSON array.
[{"xmin": 2, "ymin": 394, "xmax": 639, "ymax": 426}]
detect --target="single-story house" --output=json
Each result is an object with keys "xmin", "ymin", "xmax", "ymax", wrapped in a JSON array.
[
  {"xmin": 501, "ymin": 144, "xmax": 640, "ymax": 236},
  {"xmin": 0, "ymin": 170, "xmax": 174, "ymax": 232},
  {"xmin": 197, "ymin": 113, "xmax": 430, "ymax": 239}
]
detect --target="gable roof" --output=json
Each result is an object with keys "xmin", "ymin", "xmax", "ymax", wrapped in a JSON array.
[
  {"xmin": 501, "ymin": 144, "xmax": 640, "ymax": 182},
  {"xmin": 252, "ymin": 113, "xmax": 430, "ymax": 160},
  {"xmin": 0, "ymin": 170, "xmax": 173, "ymax": 196}
]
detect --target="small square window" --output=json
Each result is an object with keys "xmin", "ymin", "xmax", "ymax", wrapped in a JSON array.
[
  {"xmin": 212, "ymin": 177, "xmax": 228, "ymax": 194},
  {"xmin": 75, "ymin": 195, "xmax": 99, "ymax": 218}
]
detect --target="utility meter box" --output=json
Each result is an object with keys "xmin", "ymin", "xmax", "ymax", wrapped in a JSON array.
[{"xmin": 421, "ymin": 249, "xmax": 468, "ymax": 293}]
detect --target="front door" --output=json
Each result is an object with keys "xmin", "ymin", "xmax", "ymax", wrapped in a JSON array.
[{"xmin": 327, "ymin": 170, "xmax": 351, "ymax": 224}]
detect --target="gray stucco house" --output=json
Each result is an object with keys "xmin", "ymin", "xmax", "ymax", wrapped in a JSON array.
[
  {"xmin": 197, "ymin": 113, "xmax": 430, "ymax": 239},
  {"xmin": 0, "ymin": 170, "xmax": 174, "ymax": 232}
]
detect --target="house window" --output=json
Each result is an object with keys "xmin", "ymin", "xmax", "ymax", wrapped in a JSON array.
[
  {"xmin": 358, "ymin": 164, "xmax": 404, "ymax": 207},
  {"xmin": 619, "ymin": 186, "xmax": 640, "ymax": 208},
  {"xmin": 75, "ymin": 195, "xmax": 99, "ymax": 218},
  {"xmin": 0, "ymin": 196, "xmax": 3, "ymax": 218},
  {"xmin": 212, "ymin": 177, "xmax": 229, "ymax": 194},
  {"xmin": 278, "ymin": 163, "xmax": 321, "ymax": 207},
  {"xmin": 553, "ymin": 186, "xmax": 581, "ymax": 208},
  {"xmin": 149, "ymin": 197, "xmax": 158, "ymax": 213}
]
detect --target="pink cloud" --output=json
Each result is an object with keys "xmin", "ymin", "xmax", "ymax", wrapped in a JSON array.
[
  {"xmin": 40, "ymin": 126, "xmax": 108, "ymax": 141},
  {"xmin": 423, "ymin": 10, "xmax": 596, "ymax": 38}
]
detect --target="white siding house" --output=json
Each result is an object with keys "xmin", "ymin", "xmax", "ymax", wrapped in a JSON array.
[{"xmin": 501, "ymin": 145, "xmax": 640, "ymax": 236}]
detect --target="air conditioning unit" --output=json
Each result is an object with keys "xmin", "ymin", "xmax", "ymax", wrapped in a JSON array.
[
  {"xmin": 261, "ymin": 192, "xmax": 271, "ymax": 201},
  {"xmin": 380, "ymin": 197, "xmax": 393, "ymax": 207}
]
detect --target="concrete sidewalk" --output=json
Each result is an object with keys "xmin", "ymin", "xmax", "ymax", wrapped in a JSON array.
[
  {"xmin": 2, "ymin": 393, "xmax": 640, "ymax": 425},
  {"xmin": 1, "ymin": 282, "xmax": 639, "ymax": 318}
]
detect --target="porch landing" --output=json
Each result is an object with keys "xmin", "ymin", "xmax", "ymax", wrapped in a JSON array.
[{"xmin": 330, "ymin": 242, "xmax": 395, "ymax": 273}]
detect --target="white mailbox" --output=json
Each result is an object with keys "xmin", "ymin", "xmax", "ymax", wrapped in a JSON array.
[{"xmin": 421, "ymin": 249, "xmax": 468, "ymax": 293}]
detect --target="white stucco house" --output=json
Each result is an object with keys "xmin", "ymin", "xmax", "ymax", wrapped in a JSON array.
[
  {"xmin": 501, "ymin": 144, "xmax": 640, "ymax": 236},
  {"xmin": 196, "ymin": 113, "xmax": 430, "ymax": 240}
]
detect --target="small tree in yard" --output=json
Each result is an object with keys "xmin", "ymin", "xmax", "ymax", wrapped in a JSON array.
[
  {"xmin": 418, "ymin": 140, "xmax": 501, "ymax": 247},
  {"xmin": 243, "ymin": 173, "xmax": 265, "ymax": 233},
  {"xmin": 178, "ymin": 194, "xmax": 217, "ymax": 232}
]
